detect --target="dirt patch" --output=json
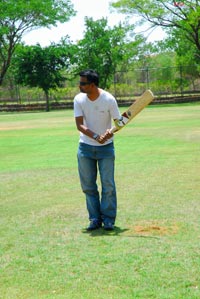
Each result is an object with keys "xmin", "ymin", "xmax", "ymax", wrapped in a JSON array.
[{"xmin": 126, "ymin": 221, "xmax": 179, "ymax": 236}]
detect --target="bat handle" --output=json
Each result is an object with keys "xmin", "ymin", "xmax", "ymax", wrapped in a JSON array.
[{"xmin": 109, "ymin": 126, "xmax": 117, "ymax": 134}]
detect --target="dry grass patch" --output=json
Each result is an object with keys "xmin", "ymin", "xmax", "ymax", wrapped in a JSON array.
[{"xmin": 123, "ymin": 221, "xmax": 180, "ymax": 237}]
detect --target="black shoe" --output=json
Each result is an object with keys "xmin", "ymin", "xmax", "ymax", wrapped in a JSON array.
[
  {"xmin": 104, "ymin": 222, "xmax": 114, "ymax": 231},
  {"xmin": 87, "ymin": 220, "xmax": 102, "ymax": 231}
]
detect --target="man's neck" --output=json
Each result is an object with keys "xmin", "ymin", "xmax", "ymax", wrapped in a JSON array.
[{"xmin": 87, "ymin": 88, "xmax": 101, "ymax": 101}]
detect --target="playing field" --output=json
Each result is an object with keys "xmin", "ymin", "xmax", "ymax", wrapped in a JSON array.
[{"xmin": 0, "ymin": 104, "xmax": 200, "ymax": 299}]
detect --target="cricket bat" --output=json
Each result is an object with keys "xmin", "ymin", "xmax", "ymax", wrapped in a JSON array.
[{"xmin": 110, "ymin": 90, "xmax": 154, "ymax": 133}]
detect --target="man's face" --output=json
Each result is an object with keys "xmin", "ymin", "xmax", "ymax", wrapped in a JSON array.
[{"xmin": 79, "ymin": 76, "xmax": 92, "ymax": 93}]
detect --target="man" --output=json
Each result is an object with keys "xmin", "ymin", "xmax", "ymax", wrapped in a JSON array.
[{"xmin": 74, "ymin": 69, "xmax": 121, "ymax": 231}]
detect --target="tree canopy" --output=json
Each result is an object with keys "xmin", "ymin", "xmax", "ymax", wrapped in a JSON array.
[
  {"xmin": 14, "ymin": 41, "xmax": 74, "ymax": 111},
  {"xmin": 0, "ymin": 0, "xmax": 75, "ymax": 85},
  {"xmin": 74, "ymin": 17, "xmax": 143, "ymax": 88},
  {"xmin": 111, "ymin": 1, "xmax": 200, "ymax": 55}
]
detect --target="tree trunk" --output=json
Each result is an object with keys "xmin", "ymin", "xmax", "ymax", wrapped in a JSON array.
[
  {"xmin": 0, "ymin": 63, "xmax": 9, "ymax": 86},
  {"xmin": 0, "ymin": 36, "xmax": 16, "ymax": 85},
  {"xmin": 44, "ymin": 90, "xmax": 50, "ymax": 112}
]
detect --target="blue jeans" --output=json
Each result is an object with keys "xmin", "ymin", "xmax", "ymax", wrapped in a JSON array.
[{"xmin": 77, "ymin": 142, "xmax": 117, "ymax": 225}]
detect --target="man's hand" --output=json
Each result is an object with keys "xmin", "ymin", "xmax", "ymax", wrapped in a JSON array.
[{"xmin": 97, "ymin": 129, "xmax": 113, "ymax": 144}]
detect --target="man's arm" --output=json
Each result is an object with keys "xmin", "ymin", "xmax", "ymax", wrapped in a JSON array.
[{"xmin": 75, "ymin": 116, "xmax": 97, "ymax": 140}]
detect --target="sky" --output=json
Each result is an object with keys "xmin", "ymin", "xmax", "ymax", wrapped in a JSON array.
[{"xmin": 22, "ymin": 0, "xmax": 165, "ymax": 46}]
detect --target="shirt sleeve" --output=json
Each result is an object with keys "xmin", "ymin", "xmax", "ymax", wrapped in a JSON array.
[
  {"xmin": 110, "ymin": 97, "xmax": 121, "ymax": 120},
  {"xmin": 73, "ymin": 96, "xmax": 83, "ymax": 117}
]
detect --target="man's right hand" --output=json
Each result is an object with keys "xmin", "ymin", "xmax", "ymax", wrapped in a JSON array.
[{"xmin": 97, "ymin": 130, "xmax": 113, "ymax": 144}]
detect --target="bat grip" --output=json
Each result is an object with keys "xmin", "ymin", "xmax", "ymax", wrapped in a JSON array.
[{"xmin": 109, "ymin": 126, "xmax": 117, "ymax": 134}]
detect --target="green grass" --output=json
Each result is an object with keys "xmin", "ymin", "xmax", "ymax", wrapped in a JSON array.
[{"xmin": 0, "ymin": 104, "xmax": 200, "ymax": 299}]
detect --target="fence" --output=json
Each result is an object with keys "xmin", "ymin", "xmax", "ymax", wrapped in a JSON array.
[
  {"xmin": 112, "ymin": 65, "xmax": 200, "ymax": 98},
  {"xmin": 0, "ymin": 65, "xmax": 200, "ymax": 111}
]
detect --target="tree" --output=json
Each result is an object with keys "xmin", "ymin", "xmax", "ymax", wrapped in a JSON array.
[
  {"xmin": 111, "ymin": 1, "xmax": 200, "ymax": 58},
  {"xmin": 0, "ymin": 0, "xmax": 75, "ymax": 85},
  {"xmin": 74, "ymin": 17, "xmax": 140, "ymax": 88},
  {"xmin": 165, "ymin": 30, "xmax": 200, "ymax": 90},
  {"xmin": 14, "ymin": 41, "xmax": 73, "ymax": 111}
]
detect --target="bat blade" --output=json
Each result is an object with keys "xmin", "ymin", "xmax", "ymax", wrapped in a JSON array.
[{"xmin": 111, "ymin": 90, "xmax": 154, "ymax": 133}]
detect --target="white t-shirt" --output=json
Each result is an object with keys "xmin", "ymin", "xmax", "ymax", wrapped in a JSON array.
[{"xmin": 74, "ymin": 90, "xmax": 121, "ymax": 146}]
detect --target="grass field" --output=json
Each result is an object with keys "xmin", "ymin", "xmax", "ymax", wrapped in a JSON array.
[{"xmin": 0, "ymin": 104, "xmax": 200, "ymax": 299}]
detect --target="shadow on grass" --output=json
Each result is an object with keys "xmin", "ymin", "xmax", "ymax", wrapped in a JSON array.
[
  {"xmin": 82, "ymin": 226, "xmax": 161, "ymax": 239},
  {"xmin": 82, "ymin": 226, "xmax": 128, "ymax": 237}
]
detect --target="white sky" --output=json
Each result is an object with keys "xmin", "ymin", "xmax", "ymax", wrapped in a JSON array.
[{"xmin": 22, "ymin": 0, "xmax": 165, "ymax": 46}]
